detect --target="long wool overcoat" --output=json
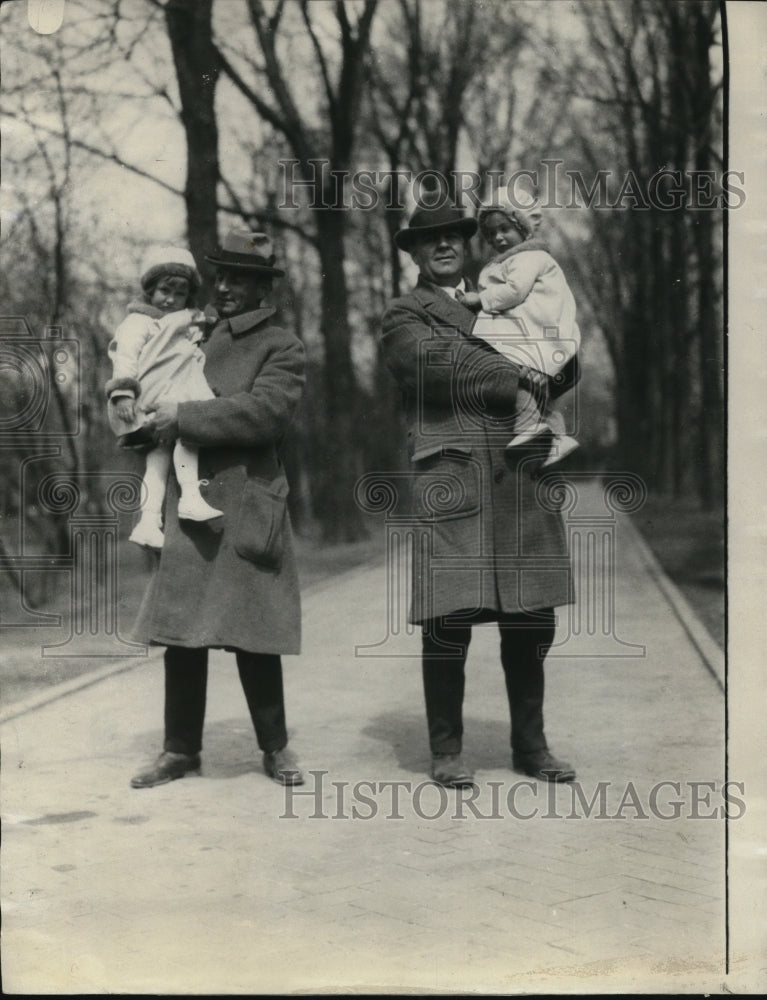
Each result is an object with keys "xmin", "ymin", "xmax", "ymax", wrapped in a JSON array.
[
  {"xmin": 381, "ymin": 276, "xmax": 578, "ymax": 624},
  {"xmin": 132, "ymin": 306, "xmax": 304, "ymax": 655}
]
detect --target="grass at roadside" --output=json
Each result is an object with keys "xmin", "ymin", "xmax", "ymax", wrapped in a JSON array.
[
  {"xmin": 293, "ymin": 526, "xmax": 384, "ymax": 590},
  {"xmin": 632, "ymin": 494, "xmax": 724, "ymax": 650},
  {"xmin": 0, "ymin": 525, "xmax": 385, "ymax": 708}
]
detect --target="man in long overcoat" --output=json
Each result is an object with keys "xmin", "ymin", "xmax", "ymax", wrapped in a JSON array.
[
  {"xmin": 128, "ymin": 230, "xmax": 305, "ymax": 789},
  {"xmin": 380, "ymin": 204, "xmax": 578, "ymax": 787}
]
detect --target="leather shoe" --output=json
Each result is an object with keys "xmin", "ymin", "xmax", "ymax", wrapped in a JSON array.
[
  {"xmin": 512, "ymin": 748, "xmax": 575, "ymax": 782},
  {"xmin": 131, "ymin": 750, "xmax": 201, "ymax": 788},
  {"xmin": 263, "ymin": 747, "xmax": 304, "ymax": 786},
  {"xmin": 431, "ymin": 753, "xmax": 475, "ymax": 787}
]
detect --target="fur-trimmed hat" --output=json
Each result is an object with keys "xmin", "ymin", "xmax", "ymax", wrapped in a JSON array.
[
  {"xmin": 139, "ymin": 246, "xmax": 202, "ymax": 292},
  {"xmin": 477, "ymin": 192, "xmax": 534, "ymax": 240}
]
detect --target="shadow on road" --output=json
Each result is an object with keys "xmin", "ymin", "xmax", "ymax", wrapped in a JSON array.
[
  {"xmin": 128, "ymin": 719, "xmax": 272, "ymax": 780},
  {"xmin": 362, "ymin": 711, "xmax": 514, "ymax": 774}
]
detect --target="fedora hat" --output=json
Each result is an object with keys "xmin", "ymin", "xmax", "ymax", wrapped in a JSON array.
[
  {"xmin": 394, "ymin": 203, "xmax": 478, "ymax": 252},
  {"xmin": 205, "ymin": 229, "xmax": 285, "ymax": 276}
]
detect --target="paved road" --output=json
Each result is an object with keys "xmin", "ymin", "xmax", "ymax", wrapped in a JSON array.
[{"xmin": 1, "ymin": 496, "xmax": 733, "ymax": 993}]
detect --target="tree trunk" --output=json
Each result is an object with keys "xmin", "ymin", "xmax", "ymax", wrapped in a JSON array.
[
  {"xmin": 164, "ymin": 0, "xmax": 220, "ymax": 293},
  {"xmin": 311, "ymin": 208, "xmax": 367, "ymax": 542},
  {"xmin": 384, "ymin": 205, "xmax": 404, "ymax": 300},
  {"xmin": 666, "ymin": 1, "xmax": 692, "ymax": 500},
  {"xmin": 691, "ymin": 5, "xmax": 724, "ymax": 510},
  {"xmin": 694, "ymin": 214, "xmax": 722, "ymax": 510}
]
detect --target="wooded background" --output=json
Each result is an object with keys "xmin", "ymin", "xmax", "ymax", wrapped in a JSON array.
[{"xmin": 1, "ymin": 0, "xmax": 725, "ymax": 567}]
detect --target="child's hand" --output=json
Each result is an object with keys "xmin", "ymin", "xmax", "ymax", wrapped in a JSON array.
[
  {"xmin": 188, "ymin": 309, "xmax": 216, "ymax": 343},
  {"xmin": 113, "ymin": 397, "xmax": 136, "ymax": 423},
  {"xmin": 456, "ymin": 289, "xmax": 482, "ymax": 312},
  {"xmin": 523, "ymin": 367, "xmax": 548, "ymax": 391}
]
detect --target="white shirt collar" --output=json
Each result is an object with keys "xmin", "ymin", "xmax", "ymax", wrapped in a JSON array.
[{"xmin": 437, "ymin": 279, "xmax": 466, "ymax": 300}]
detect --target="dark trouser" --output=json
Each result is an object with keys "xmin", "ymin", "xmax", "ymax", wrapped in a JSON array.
[
  {"xmin": 421, "ymin": 609, "xmax": 556, "ymax": 756},
  {"xmin": 163, "ymin": 645, "xmax": 288, "ymax": 756}
]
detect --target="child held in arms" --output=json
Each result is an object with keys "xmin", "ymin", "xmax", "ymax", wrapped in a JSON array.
[
  {"xmin": 105, "ymin": 246, "xmax": 222, "ymax": 549},
  {"xmin": 457, "ymin": 194, "xmax": 580, "ymax": 467}
]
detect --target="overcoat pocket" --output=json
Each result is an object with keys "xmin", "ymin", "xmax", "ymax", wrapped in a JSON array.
[
  {"xmin": 233, "ymin": 475, "xmax": 289, "ymax": 569},
  {"xmin": 410, "ymin": 444, "xmax": 480, "ymax": 521}
]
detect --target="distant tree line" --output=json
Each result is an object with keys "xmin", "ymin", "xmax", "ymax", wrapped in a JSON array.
[{"xmin": 0, "ymin": 0, "xmax": 724, "ymax": 572}]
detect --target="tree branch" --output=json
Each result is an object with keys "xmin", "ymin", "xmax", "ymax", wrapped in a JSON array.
[
  {"xmin": 216, "ymin": 174, "xmax": 318, "ymax": 248},
  {"xmin": 0, "ymin": 109, "xmax": 185, "ymax": 199},
  {"xmin": 269, "ymin": 0, "xmax": 286, "ymax": 33},
  {"xmin": 300, "ymin": 1, "xmax": 337, "ymax": 122},
  {"xmin": 244, "ymin": 0, "xmax": 315, "ymax": 162}
]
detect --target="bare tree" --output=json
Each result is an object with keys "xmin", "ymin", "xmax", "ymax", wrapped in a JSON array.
[
  {"xmin": 563, "ymin": 0, "xmax": 723, "ymax": 506},
  {"xmin": 163, "ymin": 0, "xmax": 221, "ymax": 292},
  {"xmin": 0, "ymin": 34, "xmax": 119, "ymax": 602},
  {"xmin": 208, "ymin": 0, "xmax": 378, "ymax": 541}
]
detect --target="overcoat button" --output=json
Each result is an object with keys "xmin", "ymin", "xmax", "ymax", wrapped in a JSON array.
[{"xmin": 494, "ymin": 469, "xmax": 504, "ymax": 483}]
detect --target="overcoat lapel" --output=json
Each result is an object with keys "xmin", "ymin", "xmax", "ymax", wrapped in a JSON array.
[{"xmin": 413, "ymin": 278, "xmax": 475, "ymax": 336}]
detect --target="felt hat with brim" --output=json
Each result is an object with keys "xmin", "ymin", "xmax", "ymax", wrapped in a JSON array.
[
  {"xmin": 205, "ymin": 229, "xmax": 285, "ymax": 276},
  {"xmin": 394, "ymin": 204, "xmax": 478, "ymax": 252}
]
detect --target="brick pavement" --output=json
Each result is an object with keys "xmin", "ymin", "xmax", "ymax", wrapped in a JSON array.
[{"xmin": 1, "ymin": 495, "xmax": 736, "ymax": 993}]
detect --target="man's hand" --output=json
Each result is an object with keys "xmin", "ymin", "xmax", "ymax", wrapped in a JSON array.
[
  {"xmin": 517, "ymin": 365, "xmax": 550, "ymax": 409},
  {"xmin": 455, "ymin": 289, "xmax": 482, "ymax": 312},
  {"xmin": 112, "ymin": 397, "xmax": 136, "ymax": 424},
  {"xmin": 145, "ymin": 401, "xmax": 179, "ymax": 444}
]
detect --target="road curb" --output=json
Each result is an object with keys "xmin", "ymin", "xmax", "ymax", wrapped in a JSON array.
[
  {"xmin": 0, "ymin": 564, "xmax": 381, "ymax": 726},
  {"xmin": 623, "ymin": 513, "xmax": 725, "ymax": 692},
  {"xmin": 0, "ymin": 649, "xmax": 162, "ymax": 726}
]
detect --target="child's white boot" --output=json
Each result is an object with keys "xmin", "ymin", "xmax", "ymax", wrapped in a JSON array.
[
  {"xmin": 542, "ymin": 435, "xmax": 579, "ymax": 468},
  {"xmin": 129, "ymin": 512, "xmax": 164, "ymax": 549},
  {"xmin": 504, "ymin": 424, "xmax": 554, "ymax": 473},
  {"xmin": 505, "ymin": 423, "xmax": 551, "ymax": 452},
  {"xmin": 173, "ymin": 441, "xmax": 223, "ymax": 522},
  {"xmin": 177, "ymin": 486, "xmax": 223, "ymax": 522}
]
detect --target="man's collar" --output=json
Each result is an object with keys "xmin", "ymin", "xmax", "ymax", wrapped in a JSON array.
[
  {"xmin": 437, "ymin": 279, "xmax": 467, "ymax": 300},
  {"xmin": 416, "ymin": 274, "xmax": 474, "ymax": 297},
  {"xmin": 212, "ymin": 306, "xmax": 276, "ymax": 338}
]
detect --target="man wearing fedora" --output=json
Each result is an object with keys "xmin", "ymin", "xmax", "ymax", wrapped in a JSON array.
[
  {"xmin": 380, "ymin": 203, "xmax": 579, "ymax": 787},
  {"xmin": 130, "ymin": 229, "xmax": 306, "ymax": 789}
]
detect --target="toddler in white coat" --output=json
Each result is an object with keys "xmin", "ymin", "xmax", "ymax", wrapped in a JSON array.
[
  {"xmin": 106, "ymin": 246, "xmax": 222, "ymax": 549},
  {"xmin": 458, "ymin": 196, "xmax": 580, "ymax": 467}
]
